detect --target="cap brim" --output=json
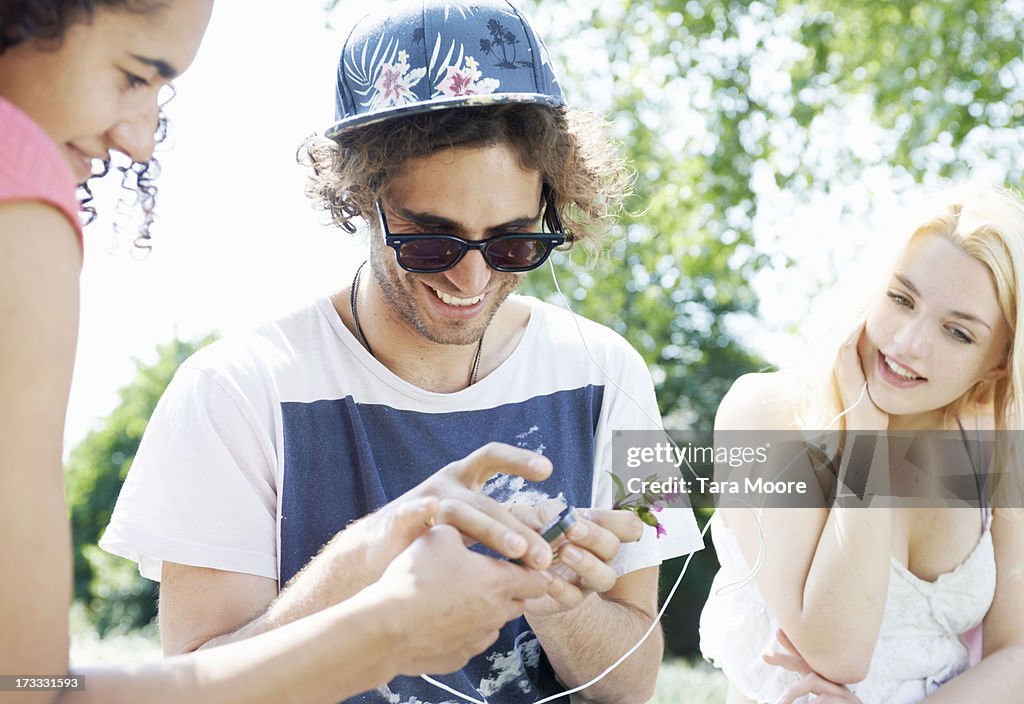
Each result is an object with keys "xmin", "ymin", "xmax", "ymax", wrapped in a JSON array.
[{"xmin": 324, "ymin": 92, "xmax": 564, "ymax": 140}]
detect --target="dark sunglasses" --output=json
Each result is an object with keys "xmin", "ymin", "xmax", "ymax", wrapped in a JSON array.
[{"xmin": 379, "ymin": 187, "xmax": 566, "ymax": 274}]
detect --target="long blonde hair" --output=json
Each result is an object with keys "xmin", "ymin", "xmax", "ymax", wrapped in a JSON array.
[{"xmin": 796, "ymin": 184, "xmax": 1024, "ymax": 506}]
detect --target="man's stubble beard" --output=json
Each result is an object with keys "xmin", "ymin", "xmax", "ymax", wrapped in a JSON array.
[{"xmin": 370, "ymin": 246, "xmax": 522, "ymax": 347}]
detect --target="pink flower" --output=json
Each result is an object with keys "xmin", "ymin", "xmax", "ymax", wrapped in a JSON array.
[
  {"xmin": 369, "ymin": 53, "xmax": 425, "ymax": 110},
  {"xmin": 656, "ymin": 523, "xmax": 667, "ymax": 539},
  {"xmin": 435, "ymin": 56, "xmax": 500, "ymax": 98},
  {"xmin": 439, "ymin": 66, "xmax": 476, "ymax": 95}
]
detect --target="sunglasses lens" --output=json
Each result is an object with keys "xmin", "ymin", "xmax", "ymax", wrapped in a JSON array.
[
  {"xmin": 398, "ymin": 239, "xmax": 464, "ymax": 272},
  {"xmin": 486, "ymin": 238, "xmax": 550, "ymax": 270}
]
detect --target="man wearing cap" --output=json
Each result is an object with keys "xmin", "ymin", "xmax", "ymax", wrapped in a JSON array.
[{"xmin": 102, "ymin": 1, "xmax": 703, "ymax": 702}]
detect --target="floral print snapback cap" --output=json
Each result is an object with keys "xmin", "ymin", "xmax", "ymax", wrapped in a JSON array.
[{"xmin": 325, "ymin": 0, "xmax": 565, "ymax": 138}]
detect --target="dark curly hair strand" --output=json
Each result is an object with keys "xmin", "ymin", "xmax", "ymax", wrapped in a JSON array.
[
  {"xmin": 1, "ymin": 0, "xmax": 170, "ymax": 249},
  {"xmin": 300, "ymin": 103, "xmax": 631, "ymax": 254}
]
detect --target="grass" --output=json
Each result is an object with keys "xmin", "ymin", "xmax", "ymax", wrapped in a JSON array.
[
  {"xmin": 652, "ymin": 658, "xmax": 727, "ymax": 703},
  {"xmin": 70, "ymin": 613, "xmax": 726, "ymax": 702},
  {"xmin": 69, "ymin": 604, "xmax": 161, "ymax": 665}
]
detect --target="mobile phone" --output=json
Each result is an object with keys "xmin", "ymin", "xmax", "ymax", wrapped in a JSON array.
[
  {"xmin": 539, "ymin": 505, "xmax": 577, "ymax": 546},
  {"xmin": 541, "ymin": 506, "xmax": 580, "ymax": 581},
  {"xmin": 513, "ymin": 506, "xmax": 580, "ymax": 581}
]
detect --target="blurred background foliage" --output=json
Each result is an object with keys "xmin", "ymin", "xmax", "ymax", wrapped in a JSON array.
[
  {"xmin": 515, "ymin": 0, "xmax": 1024, "ymax": 432},
  {"xmin": 66, "ymin": 335, "xmax": 216, "ymax": 635},
  {"xmin": 70, "ymin": 0, "xmax": 1023, "ymax": 658}
]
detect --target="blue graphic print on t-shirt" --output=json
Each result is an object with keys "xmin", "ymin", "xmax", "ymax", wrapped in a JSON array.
[{"xmin": 279, "ymin": 385, "xmax": 604, "ymax": 704}]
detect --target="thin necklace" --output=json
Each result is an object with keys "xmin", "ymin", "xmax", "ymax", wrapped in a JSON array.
[{"xmin": 349, "ymin": 261, "xmax": 485, "ymax": 386}]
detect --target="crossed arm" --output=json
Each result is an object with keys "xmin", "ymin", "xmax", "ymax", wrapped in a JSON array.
[
  {"xmin": 722, "ymin": 370, "xmax": 1024, "ymax": 702},
  {"xmin": 766, "ymin": 507, "xmax": 1024, "ymax": 703},
  {"xmin": 716, "ymin": 373, "xmax": 893, "ymax": 684}
]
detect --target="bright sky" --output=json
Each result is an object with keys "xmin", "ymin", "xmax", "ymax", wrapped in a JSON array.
[{"xmin": 66, "ymin": 2, "xmax": 368, "ymax": 449}]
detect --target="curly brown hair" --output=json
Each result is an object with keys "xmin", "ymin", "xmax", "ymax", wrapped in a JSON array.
[
  {"xmin": 1, "ymin": 0, "xmax": 169, "ymax": 249},
  {"xmin": 299, "ymin": 103, "xmax": 631, "ymax": 251}
]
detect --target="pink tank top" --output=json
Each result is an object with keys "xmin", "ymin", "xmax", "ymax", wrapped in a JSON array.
[{"xmin": 0, "ymin": 95, "xmax": 84, "ymax": 247}]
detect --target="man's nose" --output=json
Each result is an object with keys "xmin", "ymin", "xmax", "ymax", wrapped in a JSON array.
[{"xmin": 446, "ymin": 249, "xmax": 491, "ymax": 295}]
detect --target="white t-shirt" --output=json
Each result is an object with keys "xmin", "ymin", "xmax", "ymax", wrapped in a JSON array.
[{"xmin": 102, "ymin": 294, "xmax": 702, "ymax": 704}]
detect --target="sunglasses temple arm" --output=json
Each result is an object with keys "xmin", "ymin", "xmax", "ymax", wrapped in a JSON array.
[{"xmin": 540, "ymin": 183, "xmax": 563, "ymax": 237}]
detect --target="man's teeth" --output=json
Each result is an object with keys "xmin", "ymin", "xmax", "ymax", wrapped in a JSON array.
[
  {"xmin": 434, "ymin": 288, "xmax": 484, "ymax": 307},
  {"xmin": 884, "ymin": 356, "xmax": 921, "ymax": 380}
]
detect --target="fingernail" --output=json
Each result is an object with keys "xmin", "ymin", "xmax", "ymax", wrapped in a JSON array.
[
  {"xmin": 562, "ymin": 545, "xmax": 582, "ymax": 564},
  {"xmin": 568, "ymin": 521, "xmax": 587, "ymax": 540},
  {"xmin": 506, "ymin": 533, "xmax": 527, "ymax": 556},
  {"xmin": 531, "ymin": 546, "xmax": 551, "ymax": 567}
]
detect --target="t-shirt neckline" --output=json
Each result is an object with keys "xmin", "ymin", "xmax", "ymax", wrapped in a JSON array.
[{"xmin": 316, "ymin": 293, "xmax": 541, "ymax": 402}]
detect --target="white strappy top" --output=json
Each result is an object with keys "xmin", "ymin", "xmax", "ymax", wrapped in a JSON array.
[{"xmin": 699, "ymin": 509, "xmax": 996, "ymax": 704}]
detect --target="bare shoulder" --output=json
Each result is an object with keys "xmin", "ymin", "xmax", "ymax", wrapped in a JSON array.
[
  {"xmin": 715, "ymin": 371, "xmax": 803, "ymax": 431},
  {"xmin": 0, "ymin": 200, "xmax": 81, "ymax": 361},
  {"xmin": 0, "ymin": 199, "xmax": 81, "ymax": 271}
]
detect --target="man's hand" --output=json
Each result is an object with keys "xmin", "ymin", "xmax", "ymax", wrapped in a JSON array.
[
  {"xmin": 511, "ymin": 500, "xmax": 644, "ymax": 618},
  {"xmin": 401, "ymin": 443, "xmax": 556, "ymax": 570},
  {"xmin": 338, "ymin": 495, "xmax": 441, "ymax": 586},
  {"xmin": 161, "ymin": 446, "xmax": 557, "ymax": 658},
  {"xmin": 378, "ymin": 524, "xmax": 551, "ymax": 677}
]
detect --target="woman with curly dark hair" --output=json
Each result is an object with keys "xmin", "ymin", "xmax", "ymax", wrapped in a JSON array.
[{"xmin": 0, "ymin": 3, "xmax": 550, "ymax": 702}]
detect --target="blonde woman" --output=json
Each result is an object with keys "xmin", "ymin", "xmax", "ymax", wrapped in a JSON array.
[{"xmin": 699, "ymin": 185, "xmax": 1024, "ymax": 703}]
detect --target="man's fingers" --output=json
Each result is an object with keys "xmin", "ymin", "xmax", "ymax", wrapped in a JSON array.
[
  {"xmin": 540, "ymin": 573, "xmax": 585, "ymax": 610},
  {"xmin": 450, "ymin": 442, "xmax": 553, "ymax": 489},
  {"xmin": 503, "ymin": 599, "xmax": 528, "ymax": 623},
  {"xmin": 485, "ymin": 499, "xmax": 555, "ymax": 569},
  {"xmin": 489, "ymin": 558, "xmax": 550, "ymax": 601},
  {"xmin": 438, "ymin": 498, "xmax": 549, "ymax": 564},
  {"xmin": 563, "ymin": 517, "xmax": 622, "ymax": 563},
  {"xmin": 393, "ymin": 496, "xmax": 440, "ymax": 535},
  {"xmin": 556, "ymin": 542, "xmax": 617, "ymax": 593},
  {"xmin": 576, "ymin": 509, "xmax": 643, "ymax": 543}
]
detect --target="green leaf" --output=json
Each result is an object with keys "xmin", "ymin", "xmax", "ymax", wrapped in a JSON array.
[{"xmin": 608, "ymin": 471, "xmax": 628, "ymax": 504}]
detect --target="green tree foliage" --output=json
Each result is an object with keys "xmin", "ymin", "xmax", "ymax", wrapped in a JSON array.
[
  {"xmin": 785, "ymin": 0, "xmax": 1024, "ymax": 183},
  {"xmin": 525, "ymin": 0, "xmax": 1021, "ymax": 656},
  {"xmin": 517, "ymin": 0, "xmax": 1023, "ymax": 431},
  {"xmin": 65, "ymin": 335, "xmax": 216, "ymax": 634}
]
